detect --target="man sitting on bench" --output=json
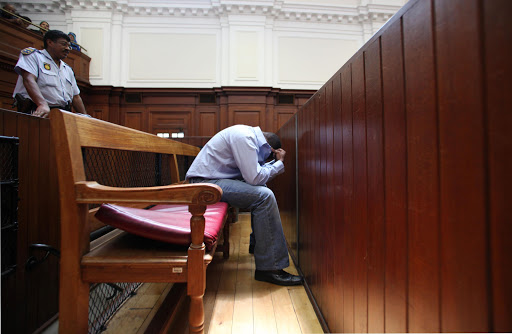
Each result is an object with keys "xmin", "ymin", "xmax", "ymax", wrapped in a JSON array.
[{"xmin": 186, "ymin": 125, "xmax": 303, "ymax": 286}]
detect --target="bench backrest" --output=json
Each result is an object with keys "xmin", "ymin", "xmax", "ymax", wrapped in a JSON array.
[
  {"xmin": 50, "ymin": 109, "xmax": 203, "ymax": 260},
  {"xmin": 51, "ymin": 110, "xmax": 199, "ymax": 184}
]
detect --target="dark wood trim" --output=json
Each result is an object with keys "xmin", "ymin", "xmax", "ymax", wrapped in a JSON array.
[{"xmin": 144, "ymin": 283, "xmax": 187, "ymax": 334}]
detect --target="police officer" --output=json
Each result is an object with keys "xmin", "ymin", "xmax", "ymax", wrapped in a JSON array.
[{"xmin": 12, "ymin": 29, "xmax": 88, "ymax": 118}]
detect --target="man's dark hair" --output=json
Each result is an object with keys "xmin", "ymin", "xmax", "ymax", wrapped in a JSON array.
[
  {"xmin": 263, "ymin": 132, "xmax": 282, "ymax": 150},
  {"xmin": 43, "ymin": 30, "xmax": 69, "ymax": 48}
]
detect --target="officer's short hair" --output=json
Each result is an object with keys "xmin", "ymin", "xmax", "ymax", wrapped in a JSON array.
[{"xmin": 44, "ymin": 30, "xmax": 70, "ymax": 48}]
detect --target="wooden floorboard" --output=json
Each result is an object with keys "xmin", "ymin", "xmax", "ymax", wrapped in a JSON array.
[{"xmin": 42, "ymin": 213, "xmax": 323, "ymax": 334}]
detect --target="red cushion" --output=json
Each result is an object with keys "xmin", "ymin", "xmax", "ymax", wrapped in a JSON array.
[{"xmin": 94, "ymin": 202, "xmax": 228, "ymax": 251}]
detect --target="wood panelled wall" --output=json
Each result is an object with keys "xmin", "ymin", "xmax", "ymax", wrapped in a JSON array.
[
  {"xmin": 0, "ymin": 110, "xmax": 60, "ymax": 334},
  {"xmin": 270, "ymin": 0, "xmax": 512, "ymax": 332},
  {"xmin": 84, "ymin": 86, "xmax": 314, "ymax": 135}
]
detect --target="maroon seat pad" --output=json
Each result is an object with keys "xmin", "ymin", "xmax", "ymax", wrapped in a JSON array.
[{"xmin": 94, "ymin": 202, "xmax": 229, "ymax": 251}]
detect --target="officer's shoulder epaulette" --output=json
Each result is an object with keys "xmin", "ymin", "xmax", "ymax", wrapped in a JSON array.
[{"xmin": 21, "ymin": 47, "xmax": 37, "ymax": 55}]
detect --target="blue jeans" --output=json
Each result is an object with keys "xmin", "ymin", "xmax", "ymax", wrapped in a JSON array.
[{"xmin": 190, "ymin": 178, "xmax": 289, "ymax": 271}]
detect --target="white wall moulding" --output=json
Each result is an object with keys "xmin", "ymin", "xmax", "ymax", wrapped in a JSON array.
[{"xmin": 13, "ymin": 0, "xmax": 406, "ymax": 89}]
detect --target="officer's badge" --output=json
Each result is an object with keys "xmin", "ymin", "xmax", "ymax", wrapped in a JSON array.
[
  {"xmin": 44, "ymin": 63, "xmax": 51, "ymax": 70},
  {"xmin": 21, "ymin": 47, "xmax": 36, "ymax": 55}
]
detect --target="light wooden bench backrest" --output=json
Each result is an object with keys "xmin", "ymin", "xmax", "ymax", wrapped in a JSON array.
[{"xmin": 51, "ymin": 110, "xmax": 199, "ymax": 185}]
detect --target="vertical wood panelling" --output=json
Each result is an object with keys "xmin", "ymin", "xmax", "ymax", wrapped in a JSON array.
[
  {"xmin": 484, "ymin": 0, "xmax": 512, "ymax": 331},
  {"xmin": 47, "ymin": 121, "xmax": 60, "ymax": 317},
  {"xmin": 306, "ymin": 100, "xmax": 313, "ymax": 285},
  {"xmin": 15, "ymin": 113, "xmax": 30, "ymax": 334},
  {"xmin": 2, "ymin": 111, "xmax": 17, "ymax": 136},
  {"xmin": 331, "ymin": 71, "xmax": 343, "ymax": 332},
  {"xmin": 365, "ymin": 38, "xmax": 385, "ymax": 333},
  {"xmin": 125, "ymin": 112, "xmax": 143, "ymax": 131},
  {"xmin": 272, "ymin": 114, "xmax": 297, "ymax": 259},
  {"xmin": 324, "ymin": 79, "xmax": 336, "ymax": 330},
  {"xmin": 403, "ymin": 0, "xmax": 440, "ymax": 331},
  {"xmin": 198, "ymin": 112, "xmax": 217, "ymax": 137},
  {"xmin": 36, "ymin": 119, "xmax": 52, "ymax": 327},
  {"xmin": 312, "ymin": 92, "xmax": 322, "ymax": 310},
  {"xmin": 26, "ymin": 117, "xmax": 41, "ymax": 333},
  {"xmin": 233, "ymin": 111, "xmax": 261, "ymax": 127},
  {"xmin": 435, "ymin": 0, "xmax": 489, "ymax": 331},
  {"xmin": 340, "ymin": 65, "xmax": 354, "ymax": 333},
  {"xmin": 288, "ymin": 116, "xmax": 297, "ymax": 254},
  {"xmin": 1, "ymin": 111, "xmax": 62, "ymax": 333},
  {"xmin": 352, "ymin": 53, "xmax": 368, "ymax": 333},
  {"xmin": 298, "ymin": 105, "xmax": 307, "ymax": 280},
  {"xmin": 298, "ymin": 105, "xmax": 307, "ymax": 279},
  {"xmin": 271, "ymin": 0, "xmax": 510, "ymax": 333},
  {"xmin": 277, "ymin": 110, "xmax": 295, "ymax": 130},
  {"xmin": 319, "ymin": 88, "xmax": 328, "ymax": 320},
  {"xmin": 296, "ymin": 104, "xmax": 305, "ymax": 266},
  {"xmin": 381, "ymin": 18, "xmax": 408, "ymax": 333}
]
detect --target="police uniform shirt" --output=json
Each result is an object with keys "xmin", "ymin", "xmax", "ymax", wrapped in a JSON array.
[{"xmin": 13, "ymin": 47, "xmax": 80, "ymax": 107}]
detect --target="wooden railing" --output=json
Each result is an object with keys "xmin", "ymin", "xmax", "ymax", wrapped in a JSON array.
[{"xmin": 270, "ymin": 0, "xmax": 512, "ymax": 332}]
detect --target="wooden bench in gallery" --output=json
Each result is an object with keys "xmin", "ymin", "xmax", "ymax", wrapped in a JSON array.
[{"xmin": 50, "ymin": 109, "xmax": 234, "ymax": 334}]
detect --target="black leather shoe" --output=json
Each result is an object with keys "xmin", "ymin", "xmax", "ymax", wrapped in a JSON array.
[
  {"xmin": 254, "ymin": 269, "xmax": 303, "ymax": 286},
  {"xmin": 249, "ymin": 244, "xmax": 255, "ymax": 254}
]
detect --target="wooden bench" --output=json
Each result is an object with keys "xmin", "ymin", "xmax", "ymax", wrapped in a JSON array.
[{"xmin": 50, "ymin": 109, "xmax": 233, "ymax": 334}]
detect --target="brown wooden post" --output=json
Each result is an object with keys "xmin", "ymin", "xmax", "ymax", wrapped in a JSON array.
[
  {"xmin": 187, "ymin": 204, "xmax": 206, "ymax": 334},
  {"xmin": 50, "ymin": 110, "xmax": 91, "ymax": 334}
]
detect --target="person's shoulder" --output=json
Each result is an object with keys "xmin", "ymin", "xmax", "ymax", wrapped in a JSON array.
[
  {"xmin": 19, "ymin": 48, "xmax": 43, "ymax": 61},
  {"xmin": 20, "ymin": 47, "xmax": 38, "ymax": 56},
  {"xmin": 229, "ymin": 124, "xmax": 254, "ymax": 133},
  {"xmin": 226, "ymin": 125, "xmax": 259, "ymax": 143}
]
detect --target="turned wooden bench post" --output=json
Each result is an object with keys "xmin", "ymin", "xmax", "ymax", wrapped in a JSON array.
[{"xmin": 188, "ymin": 204, "xmax": 207, "ymax": 334}]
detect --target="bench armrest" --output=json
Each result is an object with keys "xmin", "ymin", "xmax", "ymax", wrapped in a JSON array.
[{"xmin": 75, "ymin": 181, "xmax": 222, "ymax": 205}]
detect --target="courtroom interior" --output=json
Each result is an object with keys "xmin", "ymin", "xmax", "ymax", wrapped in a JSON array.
[{"xmin": 1, "ymin": 0, "xmax": 510, "ymax": 333}]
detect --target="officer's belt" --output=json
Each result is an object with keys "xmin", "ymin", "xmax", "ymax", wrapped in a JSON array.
[
  {"xmin": 49, "ymin": 103, "xmax": 71, "ymax": 111},
  {"xmin": 14, "ymin": 94, "xmax": 71, "ymax": 114}
]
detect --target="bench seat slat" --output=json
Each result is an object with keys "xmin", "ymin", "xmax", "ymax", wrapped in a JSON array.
[{"xmin": 82, "ymin": 231, "xmax": 216, "ymax": 283}]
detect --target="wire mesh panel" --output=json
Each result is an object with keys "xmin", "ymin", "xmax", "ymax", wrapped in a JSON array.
[
  {"xmin": 83, "ymin": 147, "xmax": 195, "ymax": 188},
  {"xmin": 83, "ymin": 148, "xmax": 171, "ymax": 188},
  {"xmin": 88, "ymin": 282, "xmax": 142, "ymax": 334},
  {"xmin": 0, "ymin": 136, "xmax": 19, "ymax": 278}
]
